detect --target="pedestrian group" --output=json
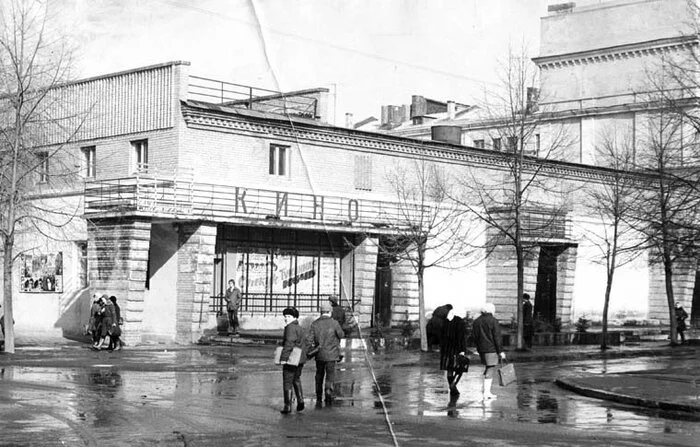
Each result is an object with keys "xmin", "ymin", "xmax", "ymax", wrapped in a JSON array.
[
  {"xmin": 277, "ymin": 296, "xmax": 345, "ymax": 414},
  {"xmin": 87, "ymin": 294, "xmax": 124, "ymax": 351}
]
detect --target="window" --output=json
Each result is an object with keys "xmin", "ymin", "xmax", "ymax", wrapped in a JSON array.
[
  {"xmin": 492, "ymin": 138, "xmax": 501, "ymax": 151},
  {"xmin": 354, "ymin": 154, "xmax": 372, "ymax": 190},
  {"xmin": 473, "ymin": 139, "xmax": 485, "ymax": 149},
  {"xmin": 131, "ymin": 139, "xmax": 148, "ymax": 172},
  {"xmin": 37, "ymin": 152, "xmax": 49, "ymax": 183},
  {"xmin": 507, "ymin": 136, "xmax": 518, "ymax": 152},
  {"xmin": 82, "ymin": 146, "xmax": 96, "ymax": 178},
  {"xmin": 269, "ymin": 144, "xmax": 289, "ymax": 176},
  {"xmin": 535, "ymin": 134, "xmax": 541, "ymax": 156}
]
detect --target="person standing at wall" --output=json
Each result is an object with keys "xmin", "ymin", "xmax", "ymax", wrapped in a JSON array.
[
  {"xmin": 675, "ymin": 302, "xmax": 689, "ymax": 344},
  {"xmin": 523, "ymin": 293, "xmax": 534, "ymax": 349},
  {"xmin": 108, "ymin": 296, "xmax": 124, "ymax": 351},
  {"xmin": 472, "ymin": 303, "xmax": 505, "ymax": 401},
  {"xmin": 93, "ymin": 295, "xmax": 117, "ymax": 350},
  {"xmin": 439, "ymin": 306, "xmax": 469, "ymax": 396},
  {"xmin": 224, "ymin": 279, "xmax": 241, "ymax": 335},
  {"xmin": 308, "ymin": 300, "xmax": 344, "ymax": 406},
  {"xmin": 279, "ymin": 307, "xmax": 309, "ymax": 414}
]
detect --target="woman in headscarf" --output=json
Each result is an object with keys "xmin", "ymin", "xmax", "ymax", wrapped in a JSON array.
[{"xmin": 439, "ymin": 306, "xmax": 469, "ymax": 396}]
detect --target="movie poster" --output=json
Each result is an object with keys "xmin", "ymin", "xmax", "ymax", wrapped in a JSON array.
[{"xmin": 20, "ymin": 252, "xmax": 63, "ymax": 293}]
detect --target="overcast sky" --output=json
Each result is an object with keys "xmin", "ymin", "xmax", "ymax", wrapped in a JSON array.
[{"xmin": 56, "ymin": 0, "xmax": 551, "ymax": 124}]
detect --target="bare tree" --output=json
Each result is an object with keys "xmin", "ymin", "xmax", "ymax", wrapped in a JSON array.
[
  {"xmin": 0, "ymin": 0, "xmax": 83, "ymax": 352},
  {"xmin": 627, "ymin": 100, "xmax": 700, "ymax": 346},
  {"xmin": 581, "ymin": 132, "xmax": 644, "ymax": 350},
  {"xmin": 455, "ymin": 44, "xmax": 572, "ymax": 350},
  {"xmin": 380, "ymin": 158, "xmax": 478, "ymax": 351}
]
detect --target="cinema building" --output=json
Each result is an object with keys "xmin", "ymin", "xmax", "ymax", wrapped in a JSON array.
[{"xmin": 3, "ymin": 56, "xmax": 636, "ymax": 344}]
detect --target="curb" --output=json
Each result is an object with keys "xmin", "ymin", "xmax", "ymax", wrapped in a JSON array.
[{"xmin": 555, "ymin": 377, "xmax": 700, "ymax": 413}]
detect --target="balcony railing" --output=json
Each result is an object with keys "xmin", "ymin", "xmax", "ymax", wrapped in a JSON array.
[
  {"xmin": 84, "ymin": 170, "xmax": 430, "ymax": 231},
  {"xmin": 188, "ymin": 75, "xmax": 319, "ymax": 118}
]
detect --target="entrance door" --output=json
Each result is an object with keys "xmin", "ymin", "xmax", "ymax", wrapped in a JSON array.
[
  {"xmin": 374, "ymin": 266, "xmax": 392, "ymax": 327},
  {"xmin": 691, "ymin": 267, "xmax": 700, "ymax": 328},
  {"xmin": 534, "ymin": 245, "xmax": 566, "ymax": 325}
]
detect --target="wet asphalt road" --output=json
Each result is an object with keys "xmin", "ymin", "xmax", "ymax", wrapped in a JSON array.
[{"xmin": 0, "ymin": 344, "xmax": 699, "ymax": 446}]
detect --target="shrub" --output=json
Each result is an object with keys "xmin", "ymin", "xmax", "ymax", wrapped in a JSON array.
[{"xmin": 575, "ymin": 316, "xmax": 590, "ymax": 333}]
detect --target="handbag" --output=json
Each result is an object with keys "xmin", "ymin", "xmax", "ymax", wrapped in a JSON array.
[
  {"xmin": 274, "ymin": 346, "xmax": 302, "ymax": 366},
  {"xmin": 452, "ymin": 353, "xmax": 470, "ymax": 373},
  {"xmin": 497, "ymin": 361, "xmax": 516, "ymax": 387}
]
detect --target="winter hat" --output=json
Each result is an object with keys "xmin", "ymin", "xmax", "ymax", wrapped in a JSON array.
[{"xmin": 481, "ymin": 303, "xmax": 495, "ymax": 315}]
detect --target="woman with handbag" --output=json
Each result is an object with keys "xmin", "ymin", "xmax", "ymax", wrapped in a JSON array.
[
  {"xmin": 279, "ymin": 307, "xmax": 308, "ymax": 414},
  {"xmin": 439, "ymin": 306, "xmax": 469, "ymax": 396}
]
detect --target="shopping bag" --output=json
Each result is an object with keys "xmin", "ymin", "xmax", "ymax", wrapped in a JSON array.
[
  {"xmin": 498, "ymin": 361, "xmax": 516, "ymax": 386},
  {"xmin": 274, "ymin": 346, "xmax": 302, "ymax": 366}
]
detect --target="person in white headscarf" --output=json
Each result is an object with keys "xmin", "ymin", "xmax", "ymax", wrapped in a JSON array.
[{"xmin": 472, "ymin": 303, "xmax": 505, "ymax": 400}]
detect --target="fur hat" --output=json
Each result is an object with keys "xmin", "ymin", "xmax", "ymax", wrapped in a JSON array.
[{"xmin": 328, "ymin": 295, "xmax": 339, "ymax": 306}]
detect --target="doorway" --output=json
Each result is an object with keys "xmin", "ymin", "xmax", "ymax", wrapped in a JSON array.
[
  {"xmin": 691, "ymin": 267, "xmax": 700, "ymax": 328},
  {"xmin": 534, "ymin": 245, "xmax": 567, "ymax": 325},
  {"xmin": 374, "ymin": 261, "xmax": 392, "ymax": 328}
]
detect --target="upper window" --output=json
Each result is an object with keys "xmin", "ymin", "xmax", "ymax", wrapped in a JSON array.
[
  {"xmin": 354, "ymin": 154, "xmax": 372, "ymax": 191},
  {"xmin": 507, "ymin": 136, "xmax": 518, "ymax": 152},
  {"xmin": 37, "ymin": 152, "xmax": 49, "ymax": 183},
  {"xmin": 473, "ymin": 139, "xmax": 485, "ymax": 149},
  {"xmin": 269, "ymin": 144, "xmax": 289, "ymax": 176},
  {"xmin": 131, "ymin": 139, "xmax": 148, "ymax": 172},
  {"xmin": 81, "ymin": 146, "xmax": 96, "ymax": 178},
  {"xmin": 492, "ymin": 138, "xmax": 501, "ymax": 151}
]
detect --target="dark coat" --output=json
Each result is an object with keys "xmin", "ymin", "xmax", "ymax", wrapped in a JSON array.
[
  {"xmin": 427, "ymin": 304, "xmax": 452, "ymax": 345},
  {"xmin": 439, "ymin": 316, "xmax": 468, "ymax": 371},
  {"xmin": 676, "ymin": 306, "xmax": 689, "ymax": 332},
  {"xmin": 472, "ymin": 313, "xmax": 503, "ymax": 355},
  {"xmin": 523, "ymin": 300, "xmax": 533, "ymax": 325},
  {"xmin": 308, "ymin": 315, "xmax": 344, "ymax": 362},
  {"xmin": 281, "ymin": 320, "xmax": 309, "ymax": 365},
  {"xmin": 225, "ymin": 286, "xmax": 241, "ymax": 311},
  {"xmin": 100, "ymin": 302, "xmax": 118, "ymax": 337},
  {"xmin": 331, "ymin": 305, "xmax": 346, "ymax": 326}
]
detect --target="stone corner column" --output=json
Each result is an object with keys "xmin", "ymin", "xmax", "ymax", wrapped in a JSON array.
[{"xmin": 176, "ymin": 221, "xmax": 217, "ymax": 344}]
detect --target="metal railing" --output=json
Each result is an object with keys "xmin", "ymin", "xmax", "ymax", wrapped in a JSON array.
[
  {"xmin": 84, "ymin": 171, "xmax": 430, "ymax": 230},
  {"xmin": 188, "ymin": 75, "xmax": 319, "ymax": 118},
  {"xmin": 540, "ymin": 86, "xmax": 700, "ymax": 113},
  {"xmin": 210, "ymin": 293, "xmax": 352, "ymax": 316}
]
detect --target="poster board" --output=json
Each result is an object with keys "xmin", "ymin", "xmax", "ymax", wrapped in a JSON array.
[{"xmin": 20, "ymin": 252, "xmax": 63, "ymax": 293}]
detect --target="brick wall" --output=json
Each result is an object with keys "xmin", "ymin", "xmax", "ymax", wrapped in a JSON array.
[
  {"xmin": 175, "ymin": 222, "xmax": 216, "ymax": 343},
  {"xmin": 88, "ymin": 217, "xmax": 152, "ymax": 344},
  {"xmin": 390, "ymin": 259, "xmax": 419, "ymax": 326},
  {"xmin": 352, "ymin": 236, "xmax": 378, "ymax": 327}
]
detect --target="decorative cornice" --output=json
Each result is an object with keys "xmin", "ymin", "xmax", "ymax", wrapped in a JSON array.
[
  {"xmin": 181, "ymin": 105, "xmax": 641, "ymax": 184},
  {"xmin": 533, "ymin": 36, "xmax": 699, "ymax": 71}
]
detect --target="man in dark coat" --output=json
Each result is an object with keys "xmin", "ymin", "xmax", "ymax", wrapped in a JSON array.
[
  {"xmin": 279, "ymin": 307, "xmax": 309, "ymax": 414},
  {"xmin": 224, "ymin": 279, "xmax": 241, "ymax": 334},
  {"xmin": 472, "ymin": 303, "xmax": 505, "ymax": 400},
  {"xmin": 523, "ymin": 293, "xmax": 534, "ymax": 348},
  {"xmin": 675, "ymin": 302, "xmax": 689, "ymax": 344},
  {"xmin": 308, "ymin": 300, "xmax": 344, "ymax": 405},
  {"xmin": 439, "ymin": 306, "xmax": 469, "ymax": 396}
]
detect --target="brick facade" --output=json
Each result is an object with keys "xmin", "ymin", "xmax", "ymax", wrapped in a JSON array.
[
  {"xmin": 175, "ymin": 222, "xmax": 216, "ymax": 343},
  {"xmin": 88, "ymin": 217, "xmax": 152, "ymax": 345}
]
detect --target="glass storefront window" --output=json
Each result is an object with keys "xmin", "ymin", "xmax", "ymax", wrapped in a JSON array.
[{"xmin": 219, "ymin": 249, "xmax": 341, "ymax": 314}]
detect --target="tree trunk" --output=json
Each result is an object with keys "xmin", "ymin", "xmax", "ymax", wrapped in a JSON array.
[
  {"xmin": 601, "ymin": 272, "xmax": 613, "ymax": 351},
  {"xmin": 663, "ymin": 251, "xmax": 677, "ymax": 345},
  {"xmin": 3, "ymin": 237, "xmax": 15, "ymax": 353},
  {"xmin": 418, "ymin": 269, "xmax": 427, "ymax": 352}
]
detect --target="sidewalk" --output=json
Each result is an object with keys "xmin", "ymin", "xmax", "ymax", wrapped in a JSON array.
[{"xmin": 6, "ymin": 331, "xmax": 700, "ymax": 414}]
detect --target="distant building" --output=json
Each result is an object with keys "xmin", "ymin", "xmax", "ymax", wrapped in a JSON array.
[{"xmin": 373, "ymin": 0, "xmax": 700, "ymax": 326}]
